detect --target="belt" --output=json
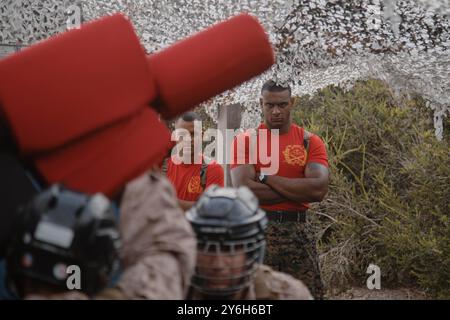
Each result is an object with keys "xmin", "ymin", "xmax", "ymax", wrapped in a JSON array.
[{"xmin": 265, "ymin": 210, "xmax": 307, "ymax": 223}]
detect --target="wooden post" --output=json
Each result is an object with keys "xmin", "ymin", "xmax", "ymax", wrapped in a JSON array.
[
  {"xmin": 217, "ymin": 104, "xmax": 243, "ymax": 187},
  {"xmin": 0, "ymin": 44, "xmax": 22, "ymax": 59}
]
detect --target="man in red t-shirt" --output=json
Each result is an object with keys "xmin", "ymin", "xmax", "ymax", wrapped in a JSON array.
[
  {"xmin": 230, "ymin": 80, "xmax": 329, "ymax": 299},
  {"xmin": 165, "ymin": 112, "xmax": 224, "ymax": 211}
]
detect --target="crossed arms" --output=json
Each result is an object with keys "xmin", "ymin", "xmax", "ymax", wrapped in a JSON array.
[{"xmin": 230, "ymin": 163, "xmax": 329, "ymax": 205}]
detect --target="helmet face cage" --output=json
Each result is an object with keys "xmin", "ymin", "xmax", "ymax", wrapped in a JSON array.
[
  {"xmin": 192, "ymin": 234, "xmax": 266, "ymax": 297},
  {"xmin": 5, "ymin": 185, "xmax": 121, "ymax": 297},
  {"xmin": 186, "ymin": 185, "xmax": 268, "ymax": 298}
]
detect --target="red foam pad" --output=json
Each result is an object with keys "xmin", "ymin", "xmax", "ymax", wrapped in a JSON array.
[
  {"xmin": 147, "ymin": 13, "xmax": 275, "ymax": 119},
  {"xmin": 0, "ymin": 14, "xmax": 155, "ymax": 154},
  {"xmin": 34, "ymin": 107, "xmax": 172, "ymax": 197}
]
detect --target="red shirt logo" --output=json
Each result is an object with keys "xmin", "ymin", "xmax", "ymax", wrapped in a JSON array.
[
  {"xmin": 282, "ymin": 144, "xmax": 307, "ymax": 166},
  {"xmin": 187, "ymin": 176, "xmax": 203, "ymax": 194}
]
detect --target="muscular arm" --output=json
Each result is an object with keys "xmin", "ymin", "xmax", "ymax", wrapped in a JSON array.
[
  {"xmin": 265, "ymin": 163, "xmax": 329, "ymax": 203},
  {"xmin": 230, "ymin": 165, "xmax": 286, "ymax": 205}
]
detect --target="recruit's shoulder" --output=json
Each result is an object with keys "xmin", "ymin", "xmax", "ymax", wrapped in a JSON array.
[
  {"xmin": 117, "ymin": 172, "xmax": 196, "ymax": 299},
  {"xmin": 300, "ymin": 125, "xmax": 325, "ymax": 144},
  {"xmin": 253, "ymin": 264, "xmax": 313, "ymax": 300},
  {"xmin": 307, "ymin": 131, "xmax": 326, "ymax": 146}
]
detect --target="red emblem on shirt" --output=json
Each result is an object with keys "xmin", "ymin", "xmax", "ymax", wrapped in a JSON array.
[
  {"xmin": 187, "ymin": 176, "xmax": 203, "ymax": 194},
  {"xmin": 282, "ymin": 145, "xmax": 307, "ymax": 166}
]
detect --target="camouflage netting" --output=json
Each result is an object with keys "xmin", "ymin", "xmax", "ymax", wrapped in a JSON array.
[
  {"xmin": 80, "ymin": 0, "xmax": 450, "ymax": 139},
  {"xmin": 1, "ymin": 0, "xmax": 448, "ymax": 138},
  {"xmin": 0, "ymin": 0, "xmax": 81, "ymax": 45}
]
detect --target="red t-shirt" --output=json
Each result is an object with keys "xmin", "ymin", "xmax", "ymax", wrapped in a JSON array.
[
  {"xmin": 230, "ymin": 123, "xmax": 328, "ymax": 211},
  {"xmin": 166, "ymin": 157, "xmax": 224, "ymax": 202}
]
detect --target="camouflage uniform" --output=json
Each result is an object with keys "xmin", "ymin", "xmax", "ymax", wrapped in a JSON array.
[
  {"xmin": 189, "ymin": 264, "xmax": 312, "ymax": 300},
  {"xmin": 263, "ymin": 215, "xmax": 324, "ymax": 299},
  {"xmin": 24, "ymin": 171, "xmax": 197, "ymax": 300},
  {"xmin": 113, "ymin": 171, "xmax": 197, "ymax": 299},
  {"xmin": 245, "ymin": 264, "xmax": 313, "ymax": 300}
]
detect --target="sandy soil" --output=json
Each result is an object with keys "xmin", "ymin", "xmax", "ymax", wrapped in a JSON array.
[{"xmin": 327, "ymin": 287, "xmax": 428, "ymax": 300}]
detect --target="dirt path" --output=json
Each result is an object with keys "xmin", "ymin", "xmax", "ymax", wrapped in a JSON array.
[{"xmin": 327, "ymin": 287, "xmax": 428, "ymax": 300}]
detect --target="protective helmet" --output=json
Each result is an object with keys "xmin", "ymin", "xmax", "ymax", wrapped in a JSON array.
[
  {"xmin": 185, "ymin": 185, "xmax": 267, "ymax": 297},
  {"xmin": 5, "ymin": 184, "xmax": 121, "ymax": 297}
]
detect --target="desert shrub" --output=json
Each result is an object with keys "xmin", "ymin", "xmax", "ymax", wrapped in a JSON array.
[{"xmin": 292, "ymin": 79, "xmax": 449, "ymax": 298}]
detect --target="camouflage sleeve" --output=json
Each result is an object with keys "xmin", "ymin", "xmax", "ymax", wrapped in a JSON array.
[
  {"xmin": 271, "ymin": 270, "xmax": 314, "ymax": 300},
  {"xmin": 254, "ymin": 264, "xmax": 314, "ymax": 300},
  {"xmin": 24, "ymin": 291, "xmax": 89, "ymax": 300},
  {"xmin": 116, "ymin": 171, "xmax": 196, "ymax": 299}
]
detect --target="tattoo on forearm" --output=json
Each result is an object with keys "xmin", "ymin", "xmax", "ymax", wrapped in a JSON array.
[{"xmin": 307, "ymin": 162, "xmax": 329, "ymax": 173}]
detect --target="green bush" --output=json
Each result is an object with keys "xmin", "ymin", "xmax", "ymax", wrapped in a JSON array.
[{"xmin": 292, "ymin": 79, "xmax": 450, "ymax": 298}]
